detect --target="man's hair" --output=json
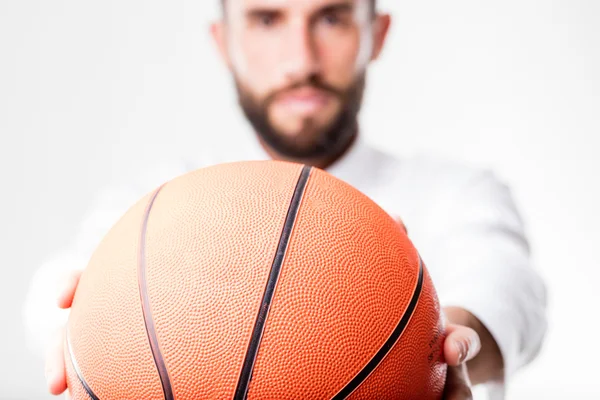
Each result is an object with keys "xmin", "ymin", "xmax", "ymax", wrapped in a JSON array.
[{"xmin": 220, "ymin": 0, "xmax": 378, "ymax": 15}]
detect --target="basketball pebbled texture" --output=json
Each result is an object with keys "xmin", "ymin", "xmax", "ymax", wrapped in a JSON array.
[{"xmin": 66, "ymin": 160, "xmax": 446, "ymax": 400}]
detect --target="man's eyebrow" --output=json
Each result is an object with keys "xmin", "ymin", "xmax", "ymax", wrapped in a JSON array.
[
  {"xmin": 318, "ymin": 2, "xmax": 354, "ymax": 14},
  {"xmin": 244, "ymin": 7, "xmax": 282, "ymax": 18},
  {"xmin": 243, "ymin": 1, "xmax": 354, "ymax": 18}
]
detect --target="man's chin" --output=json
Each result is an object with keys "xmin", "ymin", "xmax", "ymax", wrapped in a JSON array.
[
  {"xmin": 266, "ymin": 134, "xmax": 325, "ymax": 152},
  {"xmin": 268, "ymin": 118, "xmax": 324, "ymax": 142},
  {"xmin": 257, "ymin": 130, "xmax": 330, "ymax": 160},
  {"xmin": 271, "ymin": 107, "xmax": 338, "ymax": 126}
]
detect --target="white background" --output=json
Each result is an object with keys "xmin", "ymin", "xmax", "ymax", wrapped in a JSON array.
[{"xmin": 1, "ymin": 0, "xmax": 599, "ymax": 399}]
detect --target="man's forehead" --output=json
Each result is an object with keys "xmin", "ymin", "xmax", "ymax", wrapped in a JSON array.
[{"xmin": 227, "ymin": 0, "xmax": 365, "ymax": 13}]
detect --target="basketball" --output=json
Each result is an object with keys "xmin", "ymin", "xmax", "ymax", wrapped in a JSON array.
[{"xmin": 65, "ymin": 160, "xmax": 447, "ymax": 400}]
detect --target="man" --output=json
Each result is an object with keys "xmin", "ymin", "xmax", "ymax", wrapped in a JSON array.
[{"xmin": 23, "ymin": 0, "xmax": 547, "ymax": 398}]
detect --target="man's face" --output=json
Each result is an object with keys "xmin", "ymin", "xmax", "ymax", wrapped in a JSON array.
[{"xmin": 212, "ymin": 0, "xmax": 390, "ymax": 159}]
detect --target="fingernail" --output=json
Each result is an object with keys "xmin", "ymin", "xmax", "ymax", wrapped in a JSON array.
[
  {"xmin": 455, "ymin": 340, "xmax": 466, "ymax": 364},
  {"xmin": 467, "ymin": 332, "xmax": 481, "ymax": 360}
]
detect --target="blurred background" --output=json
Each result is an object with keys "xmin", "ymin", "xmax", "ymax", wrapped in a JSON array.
[{"xmin": 1, "ymin": 0, "xmax": 598, "ymax": 398}]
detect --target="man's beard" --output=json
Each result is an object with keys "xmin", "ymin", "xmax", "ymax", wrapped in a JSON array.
[{"xmin": 234, "ymin": 74, "xmax": 366, "ymax": 160}]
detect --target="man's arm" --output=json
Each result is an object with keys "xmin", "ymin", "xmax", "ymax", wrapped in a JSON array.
[
  {"xmin": 22, "ymin": 184, "xmax": 144, "ymax": 357},
  {"xmin": 421, "ymin": 170, "xmax": 548, "ymax": 392},
  {"xmin": 22, "ymin": 159, "xmax": 191, "ymax": 357}
]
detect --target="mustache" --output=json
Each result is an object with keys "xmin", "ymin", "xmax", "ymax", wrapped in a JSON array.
[{"xmin": 265, "ymin": 76, "xmax": 344, "ymax": 104}]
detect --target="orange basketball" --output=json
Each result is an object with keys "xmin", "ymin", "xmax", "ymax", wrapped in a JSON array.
[{"xmin": 65, "ymin": 160, "xmax": 447, "ymax": 400}]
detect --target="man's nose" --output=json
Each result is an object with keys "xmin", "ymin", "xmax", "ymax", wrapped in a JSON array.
[{"xmin": 279, "ymin": 22, "xmax": 321, "ymax": 82}]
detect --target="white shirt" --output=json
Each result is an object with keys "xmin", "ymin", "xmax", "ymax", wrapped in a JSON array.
[{"xmin": 22, "ymin": 136, "xmax": 547, "ymax": 399}]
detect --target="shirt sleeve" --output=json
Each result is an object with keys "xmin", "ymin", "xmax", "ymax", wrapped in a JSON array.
[
  {"xmin": 22, "ymin": 160, "xmax": 191, "ymax": 357},
  {"xmin": 22, "ymin": 183, "xmax": 146, "ymax": 357},
  {"xmin": 423, "ymin": 170, "xmax": 547, "ymax": 394}
]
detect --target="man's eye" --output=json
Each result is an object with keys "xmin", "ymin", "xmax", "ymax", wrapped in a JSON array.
[
  {"xmin": 260, "ymin": 16, "xmax": 273, "ymax": 26},
  {"xmin": 320, "ymin": 11, "xmax": 352, "ymax": 27},
  {"xmin": 322, "ymin": 13, "xmax": 340, "ymax": 25},
  {"xmin": 255, "ymin": 13, "xmax": 278, "ymax": 27}
]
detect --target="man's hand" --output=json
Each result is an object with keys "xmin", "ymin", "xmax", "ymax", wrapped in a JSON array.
[
  {"xmin": 45, "ymin": 270, "xmax": 82, "ymax": 396},
  {"xmin": 442, "ymin": 322, "xmax": 481, "ymax": 399},
  {"xmin": 393, "ymin": 219, "xmax": 503, "ymax": 398},
  {"xmin": 442, "ymin": 306, "xmax": 505, "ymax": 399}
]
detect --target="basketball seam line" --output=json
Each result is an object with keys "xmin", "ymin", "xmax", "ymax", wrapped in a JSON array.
[
  {"xmin": 139, "ymin": 184, "xmax": 175, "ymax": 400},
  {"xmin": 65, "ymin": 186, "xmax": 170, "ymax": 400},
  {"xmin": 66, "ymin": 329, "xmax": 101, "ymax": 400},
  {"xmin": 234, "ymin": 165, "xmax": 313, "ymax": 400},
  {"xmin": 330, "ymin": 257, "xmax": 425, "ymax": 399}
]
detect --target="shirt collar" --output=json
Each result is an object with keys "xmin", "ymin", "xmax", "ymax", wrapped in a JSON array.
[
  {"xmin": 243, "ymin": 133, "xmax": 376, "ymax": 186},
  {"xmin": 323, "ymin": 136, "xmax": 375, "ymax": 186}
]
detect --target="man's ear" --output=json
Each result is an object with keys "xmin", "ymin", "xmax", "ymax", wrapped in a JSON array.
[
  {"xmin": 210, "ymin": 21, "xmax": 232, "ymax": 68},
  {"xmin": 370, "ymin": 13, "xmax": 391, "ymax": 61}
]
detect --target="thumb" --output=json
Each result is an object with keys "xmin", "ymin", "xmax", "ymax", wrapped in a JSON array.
[
  {"xmin": 45, "ymin": 327, "xmax": 67, "ymax": 395},
  {"xmin": 443, "ymin": 324, "xmax": 481, "ymax": 367},
  {"xmin": 57, "ymin": 270, "xmax": 82, "ymax": 309}
]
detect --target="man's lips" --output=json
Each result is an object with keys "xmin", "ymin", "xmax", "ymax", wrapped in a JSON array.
[{"xmin": 275, "ymin": 88, "xmax": 332, "ymax": 114}]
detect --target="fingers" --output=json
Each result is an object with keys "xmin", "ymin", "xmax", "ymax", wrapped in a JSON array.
[
  {"xmin": 57, "ymin": 270, "xmax": 82, "ymax": 309},
  {"xmin": 443, "ymin": 365, "xmax": 473, "ymax": 400},
  {"xmin": 395, "ymin": 218, "xmax": 408, "ymax": 234},
  {"xmin": 45, "ymin": 327, "xmax": 67, "ymax": 396},
  {"xmin": 444, "ymin": 323, "xmax": 481, "ymax": 367},
  {"xmin": 48, "ymin": 271, "xmax": 79, "ymax": 395}
]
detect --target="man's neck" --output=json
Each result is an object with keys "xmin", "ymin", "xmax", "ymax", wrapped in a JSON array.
[{"xmin": 256, "ymin": 133, "xmax": 358, "ymax": 170}]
